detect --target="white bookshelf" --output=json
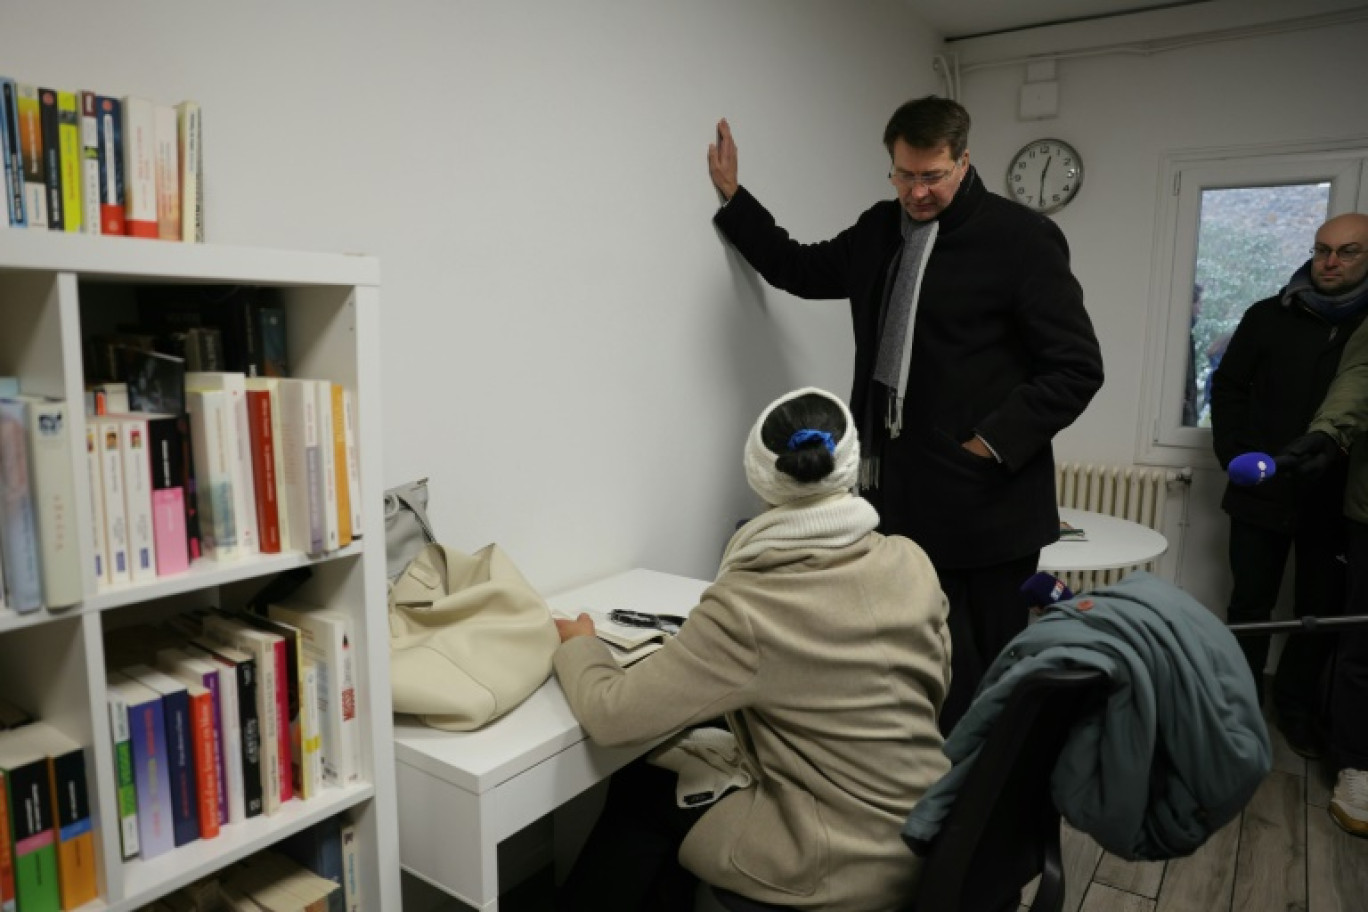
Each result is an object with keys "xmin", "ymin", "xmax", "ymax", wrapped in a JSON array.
[{"xmin": 0, "ymin": 232, "xmax": 400, "ymax": 911}]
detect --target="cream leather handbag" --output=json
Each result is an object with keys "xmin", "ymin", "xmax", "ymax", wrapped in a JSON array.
[{"xmin": 388, "ymin": 542, "xmax": 560, "ymax": 730}]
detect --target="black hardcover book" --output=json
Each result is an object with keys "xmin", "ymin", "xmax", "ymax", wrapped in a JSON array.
[
  {"xmin": 37, "ymin": 86, "xmax": 61, "ymax": 230},
  {"xmin": 257, "ymin": 305, "xmax": 289, "ymax": 377},
  {"xmin": 137, "ymin": 285, "xmax": 275, "ymax": 376}
]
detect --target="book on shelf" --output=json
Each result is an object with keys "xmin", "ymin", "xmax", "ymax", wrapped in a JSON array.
[
  {"xmin": 84, "ymin": 422, "xmax": 109, "ymax": 585},
  {"xmin": 550, "ymin": 608, "xmax": 678, "ymax": 667},
  {"xmin": 37, "ymin": 87, "xmax": 62, "ymax": 231},
  {"xmin": 186, "ymin": 389, "xmax": 240, "ymax": 561},
  {"xmin": 157, "ymin": 648, "xmax": 228, "ymax": 829},
  {"xmin": 15, "ymin": 84, "xmax": 46, "ymax": 229},
  {"xmin": 112, "ymin": 414, "xmax": 159, "ymax": 582},
  {"xmin": 278, "ymin": 815, "xmax": 346, "ymax": 912},
  {"xmin": 180, "ymin": 640, "xmax": 245, "ymax": 824},
  {"xmin": 123, "ymin": 664, "xmax": 200, "ymax": 848},
  {"xmin": 94, "ymin": 95, "xmax": 124, "ymax": 235},
  {"xmin": 339, "ymin": 819, "xmax": 360, "ymax": 912},
  {"xmin": 245, "ymin": 387, "xmax": 282, "ymax": 553},
  {"xmin": 0, "ymin": 398, "xmax": 42, "ymax": 613},
  {"xmin": 153, "ymin": 102, "xmax": 179, "ymax": 241},
  {"xmin": 277, "ymin": 379, "xmax": 324, "ymax": 555},
  {"xmin": 108, "ymin": 672, "xmax": 175, "ymax": 859},
  {"xmin": 23, "ymin": 723, "xmax": 98, "ymax": 910},
  {"xmin": 121, "ymin": 95, "xmax": 156, "ymax": 238},
  {"xmin": 314, "ymin": 381, "xmax": 341, "ymax": 553},
  {"xmin": 246, "ymin": 378, "xmax": 291, "ymax": 552},
  {"xmin": 222, "ymin": 850, "xmax": 340, "ymax": 912},
  {"xmin": 79, "ymin": 91, "xmax": 100, "ymax": 235},
  {"xmin": 267, "ymin": 602, "xmax": 360, "ymax": 786},
  {"xmin": 0, "ymin": 769, "xmax": 15, "ymax": 912},
  {"xmin": 123, "ymin": 346, "xmax": 186, "ymax": 416},
  {"xmin": 199, "ymin": 615, "xmax": 285, "ymax": 814},
  {"xmin": 145, "ymin": 413, "xmax": 190, "ymax": 576},
  {"xmin": 328, "ymin": 384, "xmax": 351, "ymax": 549},
  {"xmin": 92, "ymin": 417, "xmax": 133, "ymax": 586},
  {"xmin": 183, "ymin": 680, "xmax": 221, "ymax": 839},
  {"xmin": 258, "ymin": 304, "xmax": 288, "ymax": 378},
  {"xmin": 13, "ymin": 397, "xmax": 81, "ymax": 607},
  {"xmin": 86, "ymin": 380, "xmax": 130, "ymax": 415},
  {"xmin": 189, "ymin": 636, "xmax": 263, "ymax": 821},
  {"xmin": 105, "ymin": 674, "xmax": 141, "ymax": 859},
  {"xmin": 56, "ymin": 90, "xmax": 81, "ymax": 234},
  {"xmin": 229, "ymin": 609, "xmax": 315, "ymax": 800},
  {"xmin": 0, "ymin": 78, "xmax": 25, "ymax": 228},
  {"xmin": 177, "ymin": 100, "xmax": 202, "ymax": 242},
  {"xmin": 341, "ymin": 390, "xmax": 362, "ymax": 538},
  {"xmin": 0, "ymin": 726, "xmax": 59, "ymax": 912},
  {"xmin": 187, "ymin": 372, "xmax": 260, "ymax": 556}
]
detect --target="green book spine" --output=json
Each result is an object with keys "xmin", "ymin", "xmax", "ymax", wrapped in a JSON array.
[{"xmin": 6, "ymin": 758, "xmax": 59, "ymax": 912}]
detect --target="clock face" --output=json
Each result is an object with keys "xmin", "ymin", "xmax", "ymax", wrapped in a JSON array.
[{"xmin": 1007, "ymin": 139, "xmax": 1083, "ymax": 214}]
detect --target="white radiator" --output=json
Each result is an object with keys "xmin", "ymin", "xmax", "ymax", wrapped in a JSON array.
[{"xmin": 1054, "ymin": 462, "xmax": 1192, "ymax": 593}]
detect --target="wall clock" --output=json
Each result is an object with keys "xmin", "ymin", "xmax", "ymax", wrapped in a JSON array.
[{"xmin": 1006, "ymin": 138, "xmax": 1083, "ymax": 214}]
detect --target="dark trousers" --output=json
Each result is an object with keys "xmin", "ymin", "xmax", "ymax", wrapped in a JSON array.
[
  {"xmin": 936, "ymin": 552, "xmax": 1041, "ymax": 736},
  {"xmin": 1334, "ymin": 522, "xmax": 1368, "ymax": 771},
  {"xmin": 1226, "ymin": 517, "xmax": 1345, "ymax": 722},
  {"xmin": 557, "ymin": 758, "xmax": 708, "ymax": 912}
]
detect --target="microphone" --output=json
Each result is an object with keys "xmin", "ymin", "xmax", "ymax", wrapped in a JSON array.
[
  {"xmin": 1020, "ymin": 572, "xmax": 1074, "ymax": 609},
  {"xmin": 1228, "ymin": 451, "xmax": 1276, "ymax": 486}
]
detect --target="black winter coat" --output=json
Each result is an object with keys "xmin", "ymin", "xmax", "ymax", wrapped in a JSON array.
[
  {"xmin": 1210, "ymin": 294, "xmax": 1361, "ymax": 533},
  {"xmin": 713, "ymin": 167, "xmax": 1103, "ymax": 569}
]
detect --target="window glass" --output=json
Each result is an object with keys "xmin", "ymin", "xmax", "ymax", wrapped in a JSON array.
[{"xmin": 1184, "ymin": 183, "xmax": 1330, "ymax": 428}]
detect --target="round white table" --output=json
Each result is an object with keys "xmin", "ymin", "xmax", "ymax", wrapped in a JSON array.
[{"xmin": 1038, "ymin": 507, "xmax": 1169, "ymax": 573}]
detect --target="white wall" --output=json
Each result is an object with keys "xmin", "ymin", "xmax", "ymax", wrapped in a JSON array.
[
  {"xmin": 954, "ymin": 7, "xmax": 1368, "ymax": 610},
  {"xmin": 0, "ymin": 1, "xmax": 944, "ymax": 592}
]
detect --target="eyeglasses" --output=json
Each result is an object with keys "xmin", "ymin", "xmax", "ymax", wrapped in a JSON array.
[
  {"xmin": 888, "ymin": 158, "xmax": 962, "ymax": 190},
  {"xmin": 607, "ymin": 609, "xmax": 685, "ymax": 636},
  {"xmin": 1311, "ymin": 244, "xmax": 1366, "ymax": 264}
]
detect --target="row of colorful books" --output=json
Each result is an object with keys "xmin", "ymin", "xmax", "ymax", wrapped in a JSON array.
[
  {"xmin": 0, "ymin": 383, "xmax": 82, "ymax": 614},
  {"xmin": 131, "ymin": 814, "xmax": 359, "ymax": 912},
  {"xmin": 0, "ymin": 704, "xmax": 98, "ymax": 912},
  {"xmin": 84, "ymin": 372, "xmax": 363, "ymax": 589},
  {"xmin": 104, "ymin": 600, "xmax": 362, "ymax": 868},
  {"xmin": 0, "ymin": 78, "xmax": 202, "ymax": 240}
]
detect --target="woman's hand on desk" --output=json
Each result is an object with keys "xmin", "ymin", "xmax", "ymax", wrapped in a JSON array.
[{"xmin": 556, "ymin": 612, "xmax": 597, "ymax": 643}]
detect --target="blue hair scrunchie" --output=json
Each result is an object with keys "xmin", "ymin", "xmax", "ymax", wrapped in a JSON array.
[{"xmin": 787, "ymin": 428, "xmax": 836, "ymax": 455}]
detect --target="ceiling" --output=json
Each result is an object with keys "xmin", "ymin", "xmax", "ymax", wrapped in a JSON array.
[{"xmin": 911, "ymin": 0, "xmax": 1213, "ymax": 40}]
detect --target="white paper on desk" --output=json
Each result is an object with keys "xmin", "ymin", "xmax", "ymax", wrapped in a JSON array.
[{"xmin": 551, "ymin": 607, "xmax": 671, "ymax": 666}]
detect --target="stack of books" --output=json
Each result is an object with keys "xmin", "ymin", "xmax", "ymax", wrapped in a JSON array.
[{"xmin": 0, "ymin": 76, "xmax": 202, "ymax": 241}]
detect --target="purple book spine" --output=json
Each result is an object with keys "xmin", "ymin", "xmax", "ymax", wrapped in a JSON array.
[
  {"xmin": 128, "ymin": 696, "xmax": 174, "ymax": 858},
  {"xmin": 202, "ymin": 669, "xmax": 227, "ymax": 824}
]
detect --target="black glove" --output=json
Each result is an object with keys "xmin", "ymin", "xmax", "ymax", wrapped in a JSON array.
[{"xmin": 1274, "ymin": 431, "xmax": 1342, "ymax": 479}]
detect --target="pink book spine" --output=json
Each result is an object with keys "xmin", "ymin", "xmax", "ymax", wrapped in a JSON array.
[{"xmin": 151, "ymin": 488, "xmax": 189, "ymax": 575}]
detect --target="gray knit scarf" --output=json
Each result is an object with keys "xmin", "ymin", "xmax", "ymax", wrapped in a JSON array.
[
  {"xmin": 1281, "ymin": 260, "xmax": 1368, "ymax": 324},
  {"xmin": 861, "ymin": 212, "xmax": 938, "ymax": 489}
]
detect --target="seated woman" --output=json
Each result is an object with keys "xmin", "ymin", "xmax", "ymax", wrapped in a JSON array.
[{"xmin": 554, "ymin": 387, "xmax": 951, "ymax": 911}]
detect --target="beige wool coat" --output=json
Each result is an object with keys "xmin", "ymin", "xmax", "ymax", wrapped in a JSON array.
[{"xmin": 554, "ymin": 533, "xmax": 951, "ymax": 911}]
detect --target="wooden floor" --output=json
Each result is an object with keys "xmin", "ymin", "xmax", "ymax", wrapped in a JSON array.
[{"xmin": 1030, "ymin": 714, "xmax": 1368, "ymax": 912}]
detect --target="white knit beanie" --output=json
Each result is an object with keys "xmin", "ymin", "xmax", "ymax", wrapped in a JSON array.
[{"xmin": 743, "ymin": 387, "xmax": 861, "ymax": 506}]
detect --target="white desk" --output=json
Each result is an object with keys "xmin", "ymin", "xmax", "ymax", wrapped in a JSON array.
[
  {"xmin": 1038, "ymin": 507, "xmax": 1169, "ymax": 574},
  {"xmin": 393, "ymin": 568, "xmax": 710, "ymax": 911}
]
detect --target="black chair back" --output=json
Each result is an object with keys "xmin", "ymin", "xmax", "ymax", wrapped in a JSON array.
[{"xmin": 908, "ymin": 667, "xmax": 1108, "ymax": 912}]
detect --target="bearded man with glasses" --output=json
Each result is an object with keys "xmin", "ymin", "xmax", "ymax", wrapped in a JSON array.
[
  {"xmin": 1212, "ymin": 214, "xmax": 1368, "ymax": 784},
  {"xmin": 1272, "ymin": 212, "xmax": 1368, "ymax": 838},
  {"xmin": 707, "ymin": 95, "xmax": 1103, "ymax": 733}
]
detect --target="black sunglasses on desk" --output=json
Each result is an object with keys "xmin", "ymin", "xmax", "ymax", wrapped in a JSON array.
[{"xmin": 607, "ymin": 609, "xmax": 686, "ymax": 636}]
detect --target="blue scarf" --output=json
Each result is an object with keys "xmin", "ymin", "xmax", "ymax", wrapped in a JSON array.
[{"xmin": 1281, "ymin": 260, "xmax": 1368, "ymax": 324}]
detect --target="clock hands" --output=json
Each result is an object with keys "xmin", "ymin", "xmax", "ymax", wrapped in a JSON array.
[{"xmin": 1038, "ymin": 156, "xmax": 1051, "ymax": 210}]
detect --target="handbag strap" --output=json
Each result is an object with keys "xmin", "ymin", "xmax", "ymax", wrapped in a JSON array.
[{"xmin": 390, "ymin": 490, "xmax": 437, "ymax": 545}]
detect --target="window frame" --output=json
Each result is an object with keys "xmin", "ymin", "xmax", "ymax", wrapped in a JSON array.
[{"xmin": 1137, "ymin": 140, "xmax": 1368, "ymax": 467}]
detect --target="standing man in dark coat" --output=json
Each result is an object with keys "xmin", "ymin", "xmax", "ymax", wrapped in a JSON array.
[
  {"xmin": 1209, "ymin": 213, "xmax": 1368, "ymax": 759},
  {"xmin": 707, "ymin": 96, "xmax": 1104, "ymax": 732}
]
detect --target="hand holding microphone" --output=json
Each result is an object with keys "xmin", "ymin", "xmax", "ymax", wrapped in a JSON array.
[
  {"xmin": 1274, "ymin": 430, "xmax": 1342, "ymax": 480},
  {"xmin": 1228, "ymin": 431, "xmax": 1343, "ymax": 486},
  {"xmin": 1020, "ymin": 571, "xmax": 1074, "ymax": 610}
]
